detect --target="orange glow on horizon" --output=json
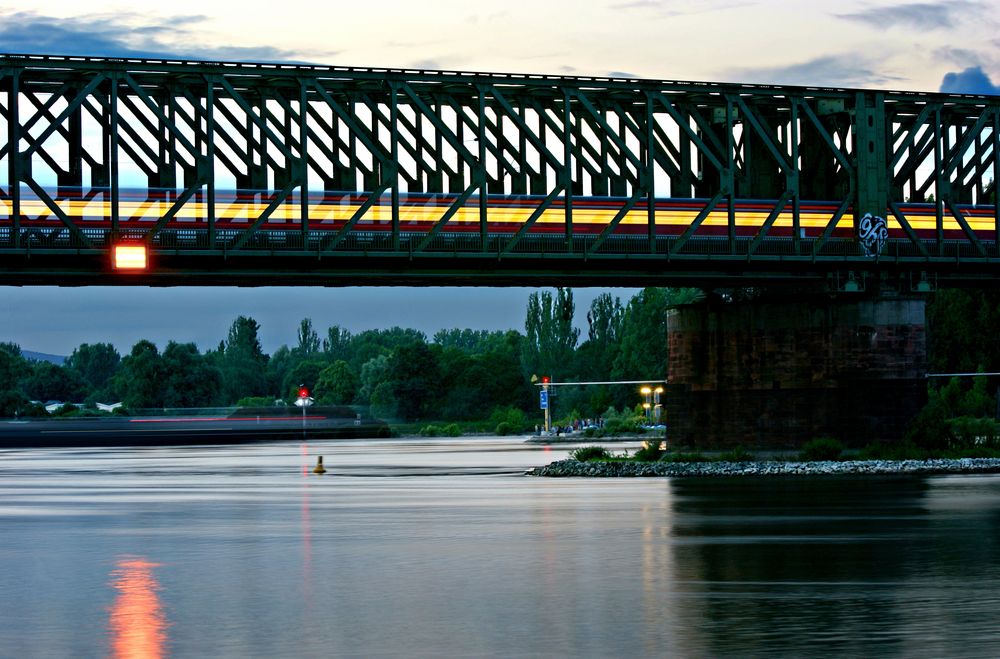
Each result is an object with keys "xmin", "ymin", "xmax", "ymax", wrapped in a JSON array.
[{"xmin": 107, "ymin": 556, "xmax": 169, "ymax": 659}]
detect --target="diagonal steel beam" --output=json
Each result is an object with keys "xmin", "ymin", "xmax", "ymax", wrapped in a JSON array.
[
  {"xmin": 748, "ymin": 189, "xmax": 794, "ymax": 254},
  {"xmin": 733, "ymin": 96, "xmax": 792, "ymax": 173},
  {"xmin": 502, "ymin": 185, "xmax": 567, "ymax": 254},
  {"xmin": 22, "ymin": 177, "xmax": 92, "ymax": 247},
  {"xmin": 586, "ymin": 186, "xmax": 645, "ymax": 255},
  {"xmin": 668, "ymin": 192, "xmax": 725, "ymax": 256},
  {"xmin": 319, "ymin": 179, "xmax": 393, "ymax": 252},
  {"xmin": 888, "ymin": 201, "xmax": 930, "ymax": 257},
  {"xmin": 414, "ymin": 181, "xmax": 481, "ymax": 252},
  {"xmin": 228, "ymin": 180, "xmax": 298, "ymax": 251}
]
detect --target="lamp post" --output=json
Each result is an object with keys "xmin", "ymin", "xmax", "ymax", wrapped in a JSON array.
[
  {"xmin": 653, "ymin": 386, "xmax": 663, "ymax": 424},
  {"xmin": 640, "ymin": 386, "xmax": 652, "ymax": 423}
]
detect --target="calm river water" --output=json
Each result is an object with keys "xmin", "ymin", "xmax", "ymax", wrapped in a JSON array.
[{"xmin": 2, "ymin": 437, "xmax": 1000, "ymax": 658}]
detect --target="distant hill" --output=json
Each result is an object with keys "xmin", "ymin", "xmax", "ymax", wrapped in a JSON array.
[{"xmin": 23, "ymin": 350, "xmax": 66, "ymax": 365}]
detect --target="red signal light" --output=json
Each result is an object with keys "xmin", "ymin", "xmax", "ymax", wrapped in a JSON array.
[
  {"xmin": 298, "ymin": 386, "xmax": 310, "ymax": 398},
  {"xmin": 542, "ymin": 376, "xmax": 550, "ymax": 384}
]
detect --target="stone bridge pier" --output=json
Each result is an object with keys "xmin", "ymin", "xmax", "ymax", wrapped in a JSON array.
[{"xmin": 665, "ymin": 292, "xmax": 927, "ymax": 449}]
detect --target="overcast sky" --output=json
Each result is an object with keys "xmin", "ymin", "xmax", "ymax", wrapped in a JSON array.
[{"xmin": 1, "ymin": 1, "xmax": 998, "ymax": 355}]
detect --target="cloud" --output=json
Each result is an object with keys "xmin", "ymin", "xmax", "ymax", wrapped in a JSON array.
[
  {"xmin": 723, "ymin": 53, "xmax": 904, "ymax": 89},
  {"xmin": 608, "ymin": 0, "xmax": 756, "ymax": 15},
  {"xmin": 835, "ymin": 1, "xmax": 981, "ymax": 30},
  {"xmin": 939, "ymin": 66, "xmax": 1000, "ymax": 95},
  {"xmin": 0, "ymin": 9, "xmax": 326, "ymax": 63}
]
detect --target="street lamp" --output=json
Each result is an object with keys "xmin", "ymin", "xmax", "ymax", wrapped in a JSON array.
[
  {"xmin": 653, "ymin": 386, "xmax": 663, "ymax": 423},
  {"xmin": 640, "ymin": 386, "xmax": 652, "ymax": 423}
]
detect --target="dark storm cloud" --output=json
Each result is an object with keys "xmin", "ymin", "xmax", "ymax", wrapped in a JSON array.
[
  {"xmin": 939, "ymin": 66, "xmax": 1000, "ymax": 95},
  {"xmin": 0, "ymin": 9, "xmax": 318, "ymax": 62},
  {"xmin": 724, "ymin": 53, "xmax": 904, "ymax": 89},
  {"xmin": 834, "ymin": 1, "xmax": 981, "ymax": 30}
]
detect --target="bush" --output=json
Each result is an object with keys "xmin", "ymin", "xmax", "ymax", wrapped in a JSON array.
[
  {"xmin": 633, "ymin": 440, "xmax": 665, "ymax": 462},
  {"xmin": 495, "ymin": 421, "xmax": 513, "ymax": 436},
  {"xmin": 947, "ymin": 416, "xmax": 999, "ymax": 448},
  {"xmin": 905, "ymin": 391, "xmax": 951, "ymax": 451},
  {"xmin": 572, "ymin": 445, "xmax": 611, "ymax": 462},
  {"xmin": 488, "ymin": 406, "xmax": 530, "ymax": 434},
  {"xmin": 237, "ymin": 396, "xmax": 280, "ymax": 408},
  {"xmin": 799, "ymin": 437, "xmax": 846, "ymax": 461},
  {"xmin": 419, "ymin": 423, "xmax": 462, "ymax": 437},
  {"xmin": 719, "ymin": 446, "xmax": 754, "ymax": 462},
  {"xmin": 51, "ymin": 403, "xmax": 79, "ymax": 417},
  {"xmin": 858, "ymin": 442, "xmax": 929, "ymax": 461},
  {"xmin": 602, "ymin": 417, "xmax": 647, "ymax": 436}
]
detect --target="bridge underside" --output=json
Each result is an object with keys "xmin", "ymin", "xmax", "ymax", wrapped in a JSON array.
[{"xmin": 5, "ymin": 239, "xmax": 1000, "ymax": 287}]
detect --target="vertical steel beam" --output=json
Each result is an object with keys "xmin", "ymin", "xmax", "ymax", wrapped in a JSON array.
[
  {"xmin": 854, "ymin": 92, "xmax": 889, "ymax": 225},
  {"xmin": 726, "ymin": 98, "xmax": 735, "ymax": 252},
  {"xmin": 206, "ymin": 79, "xmax": 216, "ymax": 249},
  {"xmin": 478, "ymin": 86, "xmax": 488, "ymax": 251},
  {"xmin": 109, "ymin": 74, "xmax": 120, "ymax": 240},
  {"xmin": 994, "ymin": 111, "xmax": 1000, "ymax": 246},
  {"xmin": 646, "ymin": 95, "xmax": 656, "ymax": 252},
  {"xmin": 934, "ymin": 107, "xmax": 944, "ymax": 249},
  {"xmin": 563, "ymin": 92, "xmax": 573, "ymax": 247},
  {"xmin": 299, "ymin": 82, "xmax": 309, "ymax": 244},
  {"xmin": 8, "ymin": 71, "xmax": 20, "ymax": 248},
  {"xmin": 791, "ymin": 99, "xmax": 801, "ymax": 252},
  {"xmin": 390, "ymin": 84, "xmax": 400, "ymax": 251}
]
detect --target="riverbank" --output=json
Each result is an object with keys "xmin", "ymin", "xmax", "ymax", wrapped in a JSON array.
[{"xmin": 526, "ymin": 457, "xmax": 1000, "ymax": 477}]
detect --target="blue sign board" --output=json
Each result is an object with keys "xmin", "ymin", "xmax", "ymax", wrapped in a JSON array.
[{"xmin": 539, "ymin": 390, "xmax": 548, "ymax": 409}]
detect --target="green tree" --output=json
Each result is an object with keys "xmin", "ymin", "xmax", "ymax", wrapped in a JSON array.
[
  {"xmin": 522, "ymin": 288, "xmax": 579, "ymax": 381},
  {"xmin": 114, "ymin": 340, "xmax": 163, "ymax": 408},
  {"xmin": 359, "ymin": 354, "xmax": 391, "ymax": 405},
  {"xmin": 265, "ymin": 345, "xmax": 296, "ymax": 398},
  {"xmin": 349, "ymin": 328, "xmax": 427, "ymax": 371},
  {"xmin": 0, "ymin": 342, "xmax": 29, "ymax": 393},
  {"xmin": 283, "ymin": 359, "xmax": 328, "ymax": 401},
  {"xmin": 66, "ymin": 342, "xmax": 120, "ymax": 394},
  {"xmin": 927, "ymin": 289, "xmax": 1000, "ymax": 375},
  {"xmin": 389, "ymin": 341, "xmax": 443, "ymax": 421},
  {"xmin": 23, "ymin": 362, "xmax": 87, "ymax": 402},
  {"xmin": 295, "ymin": 318, "xmax": 322, "ymax": 357},
  {"xmin": 160, "ymin": 342, "xmax": 224, "ymax": 408},
  {"xmin": 315, "ymin": 360, "xmax": 360, "ymax": 404},
  {"xmin": 575, "ymin": 292, "xmax": 624, "ymax": 381},
  {"xmin": 323, "ymin": 325, "xmax": 353, "ymax": 362},
  {"xmin": 611, "ymin": 288, "xmax": 699, "ymax": 380},
  {"xmin": 220, "ymin": 316, "xmax": 269, "ymax": 403}
]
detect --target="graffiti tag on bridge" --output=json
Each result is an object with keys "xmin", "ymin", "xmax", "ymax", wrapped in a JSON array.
[{"xmin": 859, "ymin": 213, "xmax": 887, "ymax": 257}]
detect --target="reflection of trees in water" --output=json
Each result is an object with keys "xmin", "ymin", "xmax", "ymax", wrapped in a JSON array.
[
  {"xmin": 666, "ymin": 477, "xmax": 936, "ymax": 655},
  {"xmin": 107, "ymin": 556, "xmax": 169, "ymax": 659}
]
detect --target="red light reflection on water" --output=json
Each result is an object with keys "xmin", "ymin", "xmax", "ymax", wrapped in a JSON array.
[{"xmin": 107, "ymin": 557, "xmax": 169, "ymax": 659}]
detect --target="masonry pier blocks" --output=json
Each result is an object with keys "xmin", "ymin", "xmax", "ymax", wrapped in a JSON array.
[{"xmin": 665, "ymin": 294, "xmax": 927, "ymax": 448}]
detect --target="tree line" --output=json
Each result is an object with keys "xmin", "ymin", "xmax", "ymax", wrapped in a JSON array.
[
  {"xmin": 3, "ymin": 286, "xmax": 989, "ymax": 428},
  {"xmin": 0, "ymin": 287, "xmax": 698, "ymax": 423}
]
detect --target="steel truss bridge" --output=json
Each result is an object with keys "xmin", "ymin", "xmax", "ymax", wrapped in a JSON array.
[{"xmin": 1, "ymin": 53, "xmax": 999, "ymax": 286}]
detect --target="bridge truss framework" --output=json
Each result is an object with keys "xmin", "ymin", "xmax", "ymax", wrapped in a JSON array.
[{"xmin": 1, "ymin": 54, "xmax": 999, "ymax": 286}]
